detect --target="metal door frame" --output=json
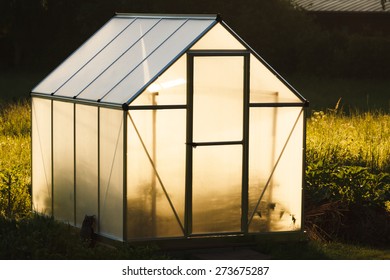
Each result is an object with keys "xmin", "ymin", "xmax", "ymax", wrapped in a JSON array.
[{"xmin": 185, "ymin": 50, "xmax": 250, "ymax": 237}]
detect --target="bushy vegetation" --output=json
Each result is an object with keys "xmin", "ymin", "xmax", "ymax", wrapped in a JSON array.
[
  {"xmin": 0, "ymin": 100, "xmax": 31, "ymax": 219},
  {"xmin": 305, "ymin": 109, "xmax": 390, "ymax": 245}
]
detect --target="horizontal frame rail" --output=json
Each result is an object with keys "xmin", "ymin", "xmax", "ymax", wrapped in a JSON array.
[{"xmin": 186, "ymin": 141, "xmax": 243, "ymax": 147}]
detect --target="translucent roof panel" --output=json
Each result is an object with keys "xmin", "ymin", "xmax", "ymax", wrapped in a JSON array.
[
  {"xmin": 32, "ymin": 17, "xmax": 134, "ymax": 94},
  {"xmin": 32, "ymin": 14, "xmax": 305, "ymax": 107},
  {"xmin": 130, "ymin": 54, "xmax": 187, "ymax": 106},
  {"xmin": 102, "ymin": 18, "xmax": 216, "ymax": 104},
  {"xmin": 32, "ymin": 14, "xmax": 216, "ymax": 105},
  {"xmin": 55, "ymin": 18, "xmax": 160, "ymax": 98},
  {"xmin": 77, "ymin": 18, "xmax": 188, "ymax": 102}
]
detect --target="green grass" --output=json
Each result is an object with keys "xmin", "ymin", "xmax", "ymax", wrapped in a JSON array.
[
  {"xmin": 254, "ymin": 239, "xmax": 390, "ymax": 260},
  {"xmin": 307, "ymin": 110, "xmax": 390, "ymax": 172}
]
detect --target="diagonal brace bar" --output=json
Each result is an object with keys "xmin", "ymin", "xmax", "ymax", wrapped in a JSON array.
[
  {"xmin": 248, "ymin": 108, "xmax": 304, "ymax": 226},
  {"xmin": 128, "ymin": 112, "xmax": 185, "ymax": 235}
]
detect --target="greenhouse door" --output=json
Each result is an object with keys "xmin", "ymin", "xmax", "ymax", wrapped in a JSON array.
[{"xmin": 186, "ymin": 51, "xmax": 249, "ymax": 235}]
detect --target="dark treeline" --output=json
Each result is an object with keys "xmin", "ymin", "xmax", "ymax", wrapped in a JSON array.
[{"xmin": 1, "ymin": 0, "xmax": 389, "ymax": 79}]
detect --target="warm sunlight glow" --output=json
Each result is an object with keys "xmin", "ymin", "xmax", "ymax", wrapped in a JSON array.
[{"xmin": 147, "ymin": 78, "xmax": 186, "ymax": 93}]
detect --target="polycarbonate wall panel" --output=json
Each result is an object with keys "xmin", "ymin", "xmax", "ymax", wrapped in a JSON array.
[
  {"xmin": 103, "ymin": 19, "xmax": 215, "ymax": 104},
  {"xmin": 99, "ymin": 108, "xmax": 123, "ymax": 240},
  {"xmin": 250, "ymin": 54, "xmax": 302, "ymax": 103},
  {"xmin": 53, "ymin": 101, "xmax": 74, "ymax": 224},
  {"xmin": 127, "ymin": 110, "xmax": 186, "ymax": 239},
  {"xmin": 33, "ymin": 18, "xmax": 132, "ymax": 95},
  {"xmin": 131, "ymin": 55, "xmax": 186, "ymax": 106},
  {"xmin": 191, "ymin": 23, "xmax": 245, "ymax": 50},
  {"xmin": 75, "ymin": 104, "xmax": 98, "ymax": 227},
  {"xmin": 192, "ymin": 145, "xmax": 242, "ymax": 234},
  {"xmin": 78, "ymin": 19, "xmax": 186, "ymax": 102},
  {"xmin": 56, "ymin": 18, "xmax": 157, "ymax": 98},
  {"xmin": 32, "ymin": 98, "xmax": 52, "ymax": 215},
  {"xmin": 193, "ymin": 56, "xmax": 243, "ymax": 142},
  {"xmin": 248, "ymin": 107, "xmax": 303, "ymax": 232}
]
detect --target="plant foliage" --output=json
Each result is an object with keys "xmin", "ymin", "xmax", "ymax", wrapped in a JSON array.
[{"xmin": 305, "ymin": 110, "xmax": 390, "ymax": 245}]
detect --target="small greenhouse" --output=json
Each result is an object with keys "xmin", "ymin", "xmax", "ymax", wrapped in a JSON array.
[{"xmin": 31, "ymin": 14, "xmax": 308, "ymax": 241}]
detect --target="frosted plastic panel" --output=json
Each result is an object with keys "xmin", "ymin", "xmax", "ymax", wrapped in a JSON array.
[
  {"xmin": 53, "ymin": 101, "xmax": 74, "ymax": 224},
  {"xmin": 192, "ymin": 145, "xmax": 242, "ymax": 234},
  {"xmin": 131, "ymin": 55, "xmax": 186, "ymax": 106},
  {"xmin": 248, "ymin": 107, "xmax": 303, "ymax": 232},
  {"xmin": 127, "ymin": 110, "xmax": 186, "ymax": 239},
  {"xmin": 75, "ymin": 105, "xmax": 98, "ymax": 228},
  {"xmin": 32, "ymin": 98, "xmax": 52, "ymax": 215},
  {"xmin": 33, "ymin": 18, "xmax": 133, "ymax": 94},
  {"xmin": 191, "ymin": 23, "xmax": 245, "ymax": 50},
  {"xmin": 99, "ymin": 108, "xmax": 123, "ymax": 240},
  {"xmin": 56, "ymin": 19, "xmax": 158, "ymax": 98},
  {"xmin": 193, "ymin": 56, "xmax": 243, "ymax": 142},
  {"xmin": 250, "ymin": 54, "xmax": 302, "ymax": 103},
  {"xmin": 102, "ymin": 19, "xmax": 215, "ymax": 104},
  {"xmin": 78, "ymin": 19, "xmax": 186, "ymax": 102}
]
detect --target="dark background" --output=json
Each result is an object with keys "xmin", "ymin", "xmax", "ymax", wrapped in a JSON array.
[
  {"xmin": 1, "ymin": 0, "xmax": 389, "ymax": 77},
  {"xmin": 1, "ymin": 0, "xmax": 389, "ymax": 109}
]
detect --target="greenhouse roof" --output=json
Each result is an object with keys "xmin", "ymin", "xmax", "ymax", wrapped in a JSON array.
[
  {"xmin": 294, "ymin": 0, "xmax": 390, "ymax": 13},
  {"xmin": 32, "ymin": 14, "xmax": 217, "ymax": 107}
]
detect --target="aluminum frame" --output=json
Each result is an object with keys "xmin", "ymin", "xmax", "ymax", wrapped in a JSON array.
[{"xmin": 186, "ymin": 50, "xmax": 250, "ymax": 236}]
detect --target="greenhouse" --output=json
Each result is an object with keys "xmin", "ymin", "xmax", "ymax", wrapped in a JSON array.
[{"xmin": 31, "ymin": 13, "xmax": 308, "ymax": 241}]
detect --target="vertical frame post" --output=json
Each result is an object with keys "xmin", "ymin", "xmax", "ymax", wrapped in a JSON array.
[
  {"xmin": 51, "ymin": 100, "xmax": 54, "ymax": 217},
  {"xmin": 241, "ymin": 53, "xmax": 250, "ymax": 234},
  {"xmin": 123, "ymin": 109, "xmax": 128, "ymax": 241},
  {"xmin": 185, "ymin": 53, "xmax": 194, "ymax": 237},
  {"xmin": 301, "ymin": 106, "xmax": 307, "ymax": 233},
  {"xmin": 73, "ymin": 103, "xmax": 77, "ymax": 226},
  {"xmin": 97, "ymin": 107, "xmax": 101, "ymax": 234}
]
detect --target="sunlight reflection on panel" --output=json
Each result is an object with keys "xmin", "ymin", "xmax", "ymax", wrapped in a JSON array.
[
  {"xmin": 127, "ymin": 110, "xmax": 186, "ymax": 239},
  {"xmin": 75, "ymin": 104, "xmax": 98, "ymax": 228},
  {"xmin": 99, "ymin": 108, "xmax": 123, "ymax": 240},
  {"xmin": 53, "ymin": 101, "xmax": 74, "ymax": 224},
  {"xmin": 32, "ymin": 98, "xmax": 52, "ymax": 216},
  {"xmin": 132, "ymin": 55, "xmax": 187, "ymax": 106},
  {"xmin": 248, "ymin": 107, "xmax": 303, "ymax": 232},
  {"xmin": 191, "ymin": 23, "xmax": 245, "ymax": 50},
  {"xmin": 192, "ymin": 145, "xmax": 242, "ymax": 234},
  {"xmin": 193, "ymin": 56, "xmax": 243, "ymax": 142},
  {"xmin": 250, "ymin": 54, "xmax": 302, "ymax": 103}
]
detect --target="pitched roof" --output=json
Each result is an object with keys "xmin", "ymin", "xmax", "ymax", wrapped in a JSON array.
[
  {"xmin": 294, "ymin": 0, "xmax": 390, "ymax": 13},
  {"xmin": 32, "ymin": 14, "xmax": 217, "ymax": 106}
]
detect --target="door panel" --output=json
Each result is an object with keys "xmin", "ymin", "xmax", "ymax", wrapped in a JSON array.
[{"xmin": 188, "ymin": 54, "xmax": 246, "ymax": 234}]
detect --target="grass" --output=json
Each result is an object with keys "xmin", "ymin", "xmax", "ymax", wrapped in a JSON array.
[
  {"xmin": 307, "ymin": 109, "xmax": 390, "ymax": 172},
  {"xmin": 254, "ymin": 239, "xmax": 390, "ymax": 260}
]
